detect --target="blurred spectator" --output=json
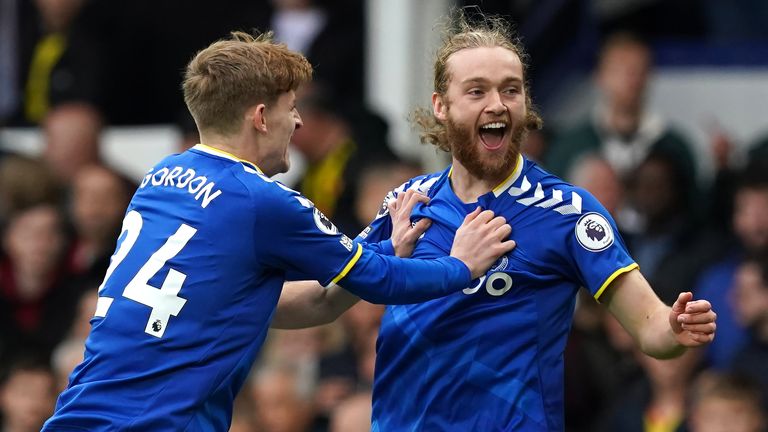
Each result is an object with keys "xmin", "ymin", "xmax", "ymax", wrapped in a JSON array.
[
  {"xmin": 621, "ymin": 151, "xmax": 710, "ymax": 304},
  {"xmin": 546, "ymin": 32, "xmax": 698, "ymax": 208},
  {"xmin": 50, "ymin": 338, "xmax": 83, "ymax": 393},
  {"xmin": 261, "ymin": 323, "xmax": 353, "ymax": 430},
  {"xmin": 250, "ymin": 363, "xmax": 317, "ymax": 432},
  {"xmin": 291, "ymin": 82, "xmax": 396, "ymax": 235},
  {"xmin": 749, "ymin": 134, "xmax": 768, "ymax": 163},
  {"xmin": 67, "ymin": 164, "xmax": 133, "ymax": 280},
  {"xmin": 350, "ymin": 324, "xmax": 378, "ymax": 387},
  {"xmin": 0, "ymin": 0, "xmax": 23, "ymax": 123},
  {"xmin": 595, "ymin": 347, "xmax": 702, "ymax": 432},
  {"xmin": 309, "ymin": 301, "xmax": 384, "ymax": 428},
  {"xmin": 709, "ymin": 132, "xmax": 768, "ymax": 233},
  {"xmin": 564, "ymin": 290, "xmax": 641, "ymax": 432},
  {"xmin": 315, "ymin": 352, "xmax": 357, "ymax": 430},
  {"xmin": 730, "ymin": 254, "xmax": 768, "ymax": 406},
  {"xmin": 688, "ymin": 371, "xmax": 766, "ymax": 432},
  {"xmin": 9, "ymin": 0, "xmax": 103, "ymax": 126},
  {"xmin": 270, "ymin": 0, "xmax": 365, "ymax": 106},
  {"xmin": 705, "ymin": 124, "xmax": 740, "ymax": 233},
  {"xmin": 0, "ymin": 354, "xmax": 56, "ymax": 432},
  {"xmin": 339, "ymin": 301, "xmax": 384, "ymax": 364},
  {"xmin": 42, "ymin": 103, "xmax": 102, "ymax": 184},
  {"xmin": 329, "ymin": 390, "xmax": 372, "ymax": 432},
  {"xmin": 229, "ymin": 383, "xmax": 258, "ymax": 432},
  {"xmin": 522, "ymin": 127, "xmax": 551, "ymax": 165},
  {"xmin": 353, "ymin": 160, "xmax": 423, "ymax": 232},
  {"xmin": 63, "ymin": 287, "xmax": 97, "ymax": 342},
  {"xmin": 0, "ymin": 204, "xmax": 80, "ymax": 357},
  {"xmin": 567, "ymin": 154, "xmax": 624, "ymax": 217},
  {"xmin": 0, "ymin": 154, "xmax": 60, "ymax": 224},
  {"xmin": 49, "ymin": 287, "xmax": 97, "ymax": 391},
  {"xmin": 694, "ymin": 163, "xmax": 768, "ymax": 369}
]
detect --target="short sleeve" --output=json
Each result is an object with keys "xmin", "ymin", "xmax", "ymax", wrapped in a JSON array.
[
  {"xmin": 253, "ymin": 187, "xmax": 360, "ymax": 287},
  {"xmin": 559, "ymin": 191, "xmax": 637, "ymax": 301}
]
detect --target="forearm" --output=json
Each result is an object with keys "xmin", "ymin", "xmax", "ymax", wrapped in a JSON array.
[
  {"xmin": 604, "ymin": 269, "xmax": 686, "ymax": 359},
  {"xmin": 340, "ymin": 249, "xmax": 471, "ymax": 304},
  {"xmin": 272, "ymin": 281, "xmax": 360, "ymax": 329},
  {"xmin": 635, "ymin": 303, "xmax": 687, "ymax": 359}
]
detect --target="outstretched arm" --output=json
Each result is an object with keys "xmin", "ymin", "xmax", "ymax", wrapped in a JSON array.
[
  {"xmin": 271, "ymin": 281, "xmax": 359, "ymax": 329},
  {"xmin": 272, "ymin": 189, "xmax": 432, "ymax": 329},
  {"xmin": 602, "ymin": 269, "xmax": 717, "ymax": 359}
]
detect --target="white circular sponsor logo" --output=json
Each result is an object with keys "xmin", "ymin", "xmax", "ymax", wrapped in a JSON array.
[
  {"xmin": 313, "ymin": 207, "xmax": 339, "ymax": 235},
  {"xmin": 575, "ymin": 212, "xmax": 614, "ymax": 252}
]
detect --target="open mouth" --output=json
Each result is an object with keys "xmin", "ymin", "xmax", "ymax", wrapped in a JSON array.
[{"xmin": 479, "ymin": 122, "xmax": 507, "ymax": 151}]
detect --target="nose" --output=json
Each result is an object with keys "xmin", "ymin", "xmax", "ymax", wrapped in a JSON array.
[{"xmin": 486, "ymin": 91, "xmax": 507, "ymax": 116}]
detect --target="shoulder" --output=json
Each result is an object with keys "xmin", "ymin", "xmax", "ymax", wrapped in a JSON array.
[
  {"xmin": 249, "ymin": 176, "xmax": 315, "ymax": 215},
  {"xmin": 506, "ymin": 161, "xmax": 617, "ymax": 245},
  {"xmin": 373, "ymin": 168, "xmax": 448, "ymax": 218},
  {"xmin": 394, "ymin": 169, "xmax": 448, "ymax": 197},
  {"xmin": 509, "ymin": 161, "xmax": 607, "ymax": 218}
]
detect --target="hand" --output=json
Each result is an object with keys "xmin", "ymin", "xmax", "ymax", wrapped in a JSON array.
[
  {"xmin": 669, "ymin": 292, "xmax": 717, "ymax": 346},
  {"xmin": 450, "ymin": 208, "xmax": 516, "ymax": 279},
  {"xmin": 389, "ymin": 189, "xmax": 432, "ymax": 257}
]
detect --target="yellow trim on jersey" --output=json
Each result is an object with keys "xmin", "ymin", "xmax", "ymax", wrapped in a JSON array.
[
  {"xmin": 446, "ymin": 154, "xmax": 523, "ymax": 197},
  {"xmin": 330, "ymin": 243, "xmax": 363, "ymax": 285},
  {"xmin": 593, "ymin": 262, "xmax": 639, "ymax": 302},
  {"xmin": 492, "ymin": 154, "xmax": 523, "ymax": 196},
  {"xmin": 193, "ymin": 144, "xmax": 263, "ymax": 173}
]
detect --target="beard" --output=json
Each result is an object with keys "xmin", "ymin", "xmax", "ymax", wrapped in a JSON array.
[{"xmin": 445, "ymin": 115, "xmax": 526, "ymax": 184}]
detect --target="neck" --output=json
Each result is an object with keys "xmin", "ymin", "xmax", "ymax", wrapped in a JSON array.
[
  {"xmin": 199, "ymin": 131, "xmax": 258, "ymax": 165},
  {"xmin": 449, "ymin": 158, "xmax": 516, "ymax": 203},
  {"xmin": 605, "ymin": 103, "xmax": 642, "ymax": 136}
]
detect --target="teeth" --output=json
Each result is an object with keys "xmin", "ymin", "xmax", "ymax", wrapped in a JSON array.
[{"xmin": 480, "ymin": 122, "xmax": 506, "ymax": 130}]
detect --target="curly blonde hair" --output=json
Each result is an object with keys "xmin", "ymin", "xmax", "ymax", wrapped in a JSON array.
[{"xmin": 412, "ymin": 9, "xmax": 543, "ymax": 152}]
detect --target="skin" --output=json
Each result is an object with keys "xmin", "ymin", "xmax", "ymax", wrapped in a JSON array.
[
  {"xmin": 273, "ymin": 45, "xmax": 716, "ymax": 358},
  {"xmin": 733, "ymin": 188, "xmax": 768, "ymax": 252},
  {"xmin": 433, "ymin": 46, "xmax": 528, "ymax": 197},
  {"xmin": 198, "ymin": 90, "xmax": 302, "ymax": 177},
  {"xmin": 271, "ymin": 190, "xmax": 514, "ymax": 328},
  {"xmin": 596, "ymin": 41, "xmax": 651, "ymax": 136},
  {"xmin": 434, "ymin": 45, "xmax": 714, "ymax": 357},
  {"xmin": 193, "ymin": 84, "xmax": 516, "ymax": 327}
]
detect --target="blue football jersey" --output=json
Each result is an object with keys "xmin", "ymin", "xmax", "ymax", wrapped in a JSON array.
[
  {"xmin": 44, "ymin": 145, "xmax": 471, "ymax": 431},
  {"xmin": 359, "ymin": 155, "xmax": 637, "ymax": 431}
]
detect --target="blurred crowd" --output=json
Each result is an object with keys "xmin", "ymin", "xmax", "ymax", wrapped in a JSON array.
[{"xmin": 2, "ymin": 0, "xmax": 768, "ymax": 431}]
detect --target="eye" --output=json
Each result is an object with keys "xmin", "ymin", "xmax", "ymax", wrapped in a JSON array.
[
  {"xmin": 468, "ymin": 88, "xmax": 484, "ymax": 96},
  {"xmin": 503, "ymin": 87, "xmax": 521, "ymax": 95}
]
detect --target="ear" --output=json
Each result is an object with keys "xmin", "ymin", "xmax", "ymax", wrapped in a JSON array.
[
  {"xmin": 248, "ymin": 104, "xmax": 268, "ymax": 133},
  {"xmin": 432, "ymin": 92, "xmax": 447, "ymax": 121}
]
